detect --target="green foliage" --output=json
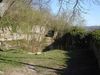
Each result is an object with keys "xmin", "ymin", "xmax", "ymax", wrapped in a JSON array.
[
  {"xmin": 91, "ymin": 30, "xmax": 100, "ymax": 41},
  {"xmin": 0, "ymin": 16, "xmax": 18, "ymax": 32},
  {"xmin": 66, "ymin": 27, "xmax": 100, "ymax": 49},
  {"xmin": 90, "ymin": 30, "xmax": 100, "ymax": 47},
  {"xmin": 68, "ymin": 26, "xmax": 86, "ymax": 37},
  {"xmin": 65, "ymin": 26, "xmax": 86, "ymax": 48}
]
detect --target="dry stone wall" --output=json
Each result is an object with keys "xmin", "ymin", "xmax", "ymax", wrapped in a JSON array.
[{"xmin": 0, "ymin": 26, "xmax": 57, "ymax": 51}]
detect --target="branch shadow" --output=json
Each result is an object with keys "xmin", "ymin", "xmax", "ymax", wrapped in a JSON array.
[{"xmin": 0, "ymin": 57, "xmax": 62, "ymax": 72}]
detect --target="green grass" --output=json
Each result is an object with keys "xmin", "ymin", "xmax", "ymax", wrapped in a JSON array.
[{"xmin": 0, "ymin": 49, "xmax": 69, "ymax": 72}]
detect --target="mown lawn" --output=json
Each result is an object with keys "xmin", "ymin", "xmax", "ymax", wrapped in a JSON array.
[{"xmin": 0, "ymin": 49, "xmax": 69, "ymax": 74}]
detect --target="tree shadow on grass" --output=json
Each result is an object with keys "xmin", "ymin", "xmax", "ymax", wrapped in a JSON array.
[
  {"xmin": 56, "ymin": 48, "xmax": 100, "ymax": 75},
  {"xmin": 0, "ymin": 57, "xmax": 63, "ymax": 72},
  {"xmin": 43, "ymin": 33, "xmax": 100, "ymax": 75},
  {"xmin": 0, "ymin": 48, "xmax": 100, "ymax": 75}
]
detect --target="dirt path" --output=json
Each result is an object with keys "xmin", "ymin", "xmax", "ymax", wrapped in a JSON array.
[
  {"xmin": 0, "ymin": 66, "xmax": 37, "ymax": 75},
  {"xmin": 0, "ymin": 65, "xmax": 58, "ymax": 75}
]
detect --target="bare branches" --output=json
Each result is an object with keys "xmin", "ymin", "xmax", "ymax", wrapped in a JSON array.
[
  {"xmin": 23, "ymin": 0, "xmax": 33, "ymax": 5},
  {"xmin": 73, "ymin": 0, "xmax": 79, "ymax": 9},
  {"xmin": 0, "ymin": 0, "xmax": 34, "ymax": 18},
  {"xmin": 0, "ymin": 0, "xmax": 16, "ymax": 18},
  {"xmin": 56, "ymin": 0, "xmax": 63, "ymax": 16},
  {"xmin": 1, "ymin": 0, "xmax": 100, "ymax": 18}
]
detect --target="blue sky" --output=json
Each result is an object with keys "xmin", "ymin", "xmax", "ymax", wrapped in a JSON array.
[
  {"xmin": 50, "ymin": 0, "xmax": 100, "ymax": 26},
  {"xmin": 84, "ymin": 5, "xmax": 100, "ymax": 26}
]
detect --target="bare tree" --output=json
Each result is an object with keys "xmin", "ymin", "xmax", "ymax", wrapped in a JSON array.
[
  {"xmin": 0, "ymin": 0, "xmax": 33, "ymax": 18},
  {"xmin": 31, "ymin": 0, "xmax": 100, "ymax": 16},
  {"xmin": 1, "ymin": 0, "xmax": 100, "ymax": 18}
]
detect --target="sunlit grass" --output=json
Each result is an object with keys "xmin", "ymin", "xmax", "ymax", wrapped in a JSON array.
[{"xmin": 0, "ymin": 49, "xmax": 69, "ymax": 72}]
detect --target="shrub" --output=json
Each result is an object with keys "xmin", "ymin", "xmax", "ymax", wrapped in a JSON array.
[
  {"xmin": 67, "ymin": 26, "xmax": 86, "ymax": 48},
  {"xmin": 90, "ymin": 30, "xmax": 100, "ymax": 48},
  {"xmin": 69, "ymin": 26, "xmax": 86, "ymax": 37},
  {"xmin": 91, "ymin": 30, "xmax": 100, "ymax": 41}
]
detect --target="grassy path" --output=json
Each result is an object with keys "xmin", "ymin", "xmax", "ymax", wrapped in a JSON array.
[
  {"xmin": 0, "ymin": 48, "xmax": 99, "ymax": 75},
  {"xmin": 61, "ymin": 48, "xmax": 100, "ymax": 75},
  {"xmin": 0, "ymin": 49, "xmax": 68, "ymax": 75}
]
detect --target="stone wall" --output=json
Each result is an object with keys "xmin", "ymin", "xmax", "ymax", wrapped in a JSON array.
[{"xmin": 0, "ymin": 26, "xmax": 57, "ymax": 51}]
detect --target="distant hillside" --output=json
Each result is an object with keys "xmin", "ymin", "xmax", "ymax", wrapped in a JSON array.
[{"xmin": 84, "ymin": 26, "xmax": 100, "ymax": 31}]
